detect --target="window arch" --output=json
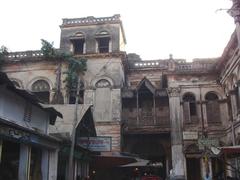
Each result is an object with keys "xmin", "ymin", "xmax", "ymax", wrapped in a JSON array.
[
  {"xmin": 31, "ymin": 80, "xmax": 50, "ymax": 103},
  {"xmin": 205, "ymin": 92, "xmax": 220, "ymax": 123},
  {"xmin": 182, "ymin": 93, "xmax": 197, "ymax": 123},
  {"xmin": 95, "ymin": 30, "xmax": 111, "ymax": 53}
]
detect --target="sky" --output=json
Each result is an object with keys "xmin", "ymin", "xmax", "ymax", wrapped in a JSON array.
[{"xmin": 0, "ymin": 0, "xmax": 236, "ymax": 61}]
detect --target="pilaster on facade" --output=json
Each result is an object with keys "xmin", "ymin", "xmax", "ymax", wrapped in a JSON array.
[{"xmin": 167, "ymin": 87, "xmax": 186, "ymax": 179}]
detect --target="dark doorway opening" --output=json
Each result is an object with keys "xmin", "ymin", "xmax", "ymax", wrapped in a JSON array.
[
  {"xmin": 186, "ymin": 158, "xmax": 201, "ymax": 180},
  {"xmin": 0, "ymin": 140, "xmax": 20, "ymax": 180}
]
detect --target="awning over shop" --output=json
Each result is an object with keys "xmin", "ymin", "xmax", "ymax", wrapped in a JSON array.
[
  {"xmin": 91, "ymin": 152, "xmax": 138, "ymax": 169},
  {"xmin": 221, "ymin": 145, "xmax": 240, "ymax": 158},
  {"xmin": 211, "ymin": 145, "xmax": 240, "ymax": 158},
  {"xmin": 120, "ymin": 159, "xmax": 163, "ymax": 168}
]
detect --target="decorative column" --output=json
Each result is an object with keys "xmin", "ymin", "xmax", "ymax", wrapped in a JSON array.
[
  {"xmin": 168, "ymin": 87, "xmax": 186, "ymax": 180},
  {"xmin": 18, "ymin": 144, "xmax": 31, "ymax": 180},
  {"xmin": 229, "ymin": 0, "xmax": 240, "ymax": 48}
]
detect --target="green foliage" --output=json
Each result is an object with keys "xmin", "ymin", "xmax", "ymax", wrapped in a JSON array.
[
  {"xmin": 40, "ymin": 39, "xmax": 56, "ymax": 58},
  {"xmin": 40, "ymin": 39, "xmax": 87, "ymax": 92},
  {"xmin": 41, "ymin": 39, "xmax": 73, "ymax": 61},
  {"xmin": 64, "ymin": 58, "xmax": 87, "ymax": 91},
  {"xmin": 0, "ymin": 45, "xmax": 9, "ymax": 64}
]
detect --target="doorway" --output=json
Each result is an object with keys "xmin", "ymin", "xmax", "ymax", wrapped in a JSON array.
[{"xmin": 186, "ymin": 158, "xmax": 201, "ymax": 180}]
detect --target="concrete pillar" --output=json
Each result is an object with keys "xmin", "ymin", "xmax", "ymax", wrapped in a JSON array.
[
  {"xmin": 18, "ymin": 144, "xmax": 31, "ymax": 180},
  {"xmin": 48, "ymin": 149, "xmax": 59, "ymax": 180},
  {"xmin": 42, "ymin": 150, "xmax": 49, "ymax": 180},
  {"xmin": 167, "ymin": 87, "xmax": 186, "ymax": 180}
]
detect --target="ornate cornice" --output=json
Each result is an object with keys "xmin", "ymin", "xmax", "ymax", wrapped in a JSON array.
[{"xmin": 167, "ymin": 87, "xmax": 181, "ymax": 97}]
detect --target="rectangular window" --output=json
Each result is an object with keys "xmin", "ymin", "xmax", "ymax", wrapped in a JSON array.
[
  {"xmin": 97, "ymin": 37, "xmax": 110, "ymax": 53},
  {"xmin": 72, "ymin": 39, "xmax": 85, "ymax": 54}
]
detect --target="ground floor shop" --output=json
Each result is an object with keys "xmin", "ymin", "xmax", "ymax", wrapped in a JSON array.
[
  {"xmin": 57, "ymin": 146, "xmax": 93, "ymax": 180},
  {"xmin": 0, "ymin": 122, "xmax": 59, "ymax": 180},
  {"xmin": 122, "ymin": 133, "xmax": 171, "ymax": 180}
]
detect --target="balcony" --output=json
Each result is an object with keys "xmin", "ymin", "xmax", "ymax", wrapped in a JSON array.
[{"xmin": 122, "ymin": 108, "xmax": 170, "ymax": 134}]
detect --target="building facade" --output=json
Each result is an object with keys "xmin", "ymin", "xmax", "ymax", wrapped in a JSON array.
[{"xmin": 1, "ymin": 1, "xmax": 240, "ymax": 179}]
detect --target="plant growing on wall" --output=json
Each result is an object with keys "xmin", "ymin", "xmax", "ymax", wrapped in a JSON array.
[
  {"xmin": 40, "ymin": 39, "xmax": 56, "ymax": 59},
  {"xmin": 64, "ymin": 57, "xmax": 87, "ymax": 180},
  {"xmin": 64, "ymin": 57, "xmax": 87, "ymax": 93}
]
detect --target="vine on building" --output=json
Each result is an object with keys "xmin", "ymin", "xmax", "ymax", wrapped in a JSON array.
[{"xmin": 40, "ymin": 39, "xmax": 87, "ymax": 104}]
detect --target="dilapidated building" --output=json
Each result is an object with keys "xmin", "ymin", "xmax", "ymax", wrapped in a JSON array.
[{"xmin": 1, "ymin": 1, "xmax": 240, "ymax": 179}]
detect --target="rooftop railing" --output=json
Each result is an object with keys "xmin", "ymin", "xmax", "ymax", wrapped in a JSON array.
[
  {"xmin": 62, "ymin": 14, "xmax": 121, "ymax": 26},
  {"xmin": 129, "ymin": 59, "xmax": 217, "ymax": 72},
  {"xmin": 6, "ymin": 50, "xmax": 43, "ymax": 60}
]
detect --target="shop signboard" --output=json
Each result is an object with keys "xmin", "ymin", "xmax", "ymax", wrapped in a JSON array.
[
  {"xmin": 198, "ymin": 137, "xmax": 219, "ymax": 150},
  {"xmin": 77, "ymin": 136, "xmax": 112, "ymax": 152},
  {"xmin": 183, "ymin": 131, "xmax": 198, "ymax": 140},
  {"xmin": 0, "ymin": 124, "xmax": 58, "ymax": 149}
]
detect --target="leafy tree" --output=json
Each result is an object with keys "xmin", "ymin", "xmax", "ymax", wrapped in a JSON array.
[{"xmin": 40, "ymin": 39, "xmax": 56, "ymax": 59}]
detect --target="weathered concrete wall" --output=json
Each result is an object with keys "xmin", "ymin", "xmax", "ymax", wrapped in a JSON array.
[
  {"xmin": 95, "ymin": 121, "xmax": 121, "ymax": 152},
  {"xmin": 60, "ymin": 24, "xmax": 122, "ymax": 53}
]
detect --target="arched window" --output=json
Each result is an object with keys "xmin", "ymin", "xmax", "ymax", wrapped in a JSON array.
[
  {"xmin": 205, "ymin": 92, "xmax": 220, "ymax": 123},
  {"xmin": 70, "ymin": 32, "xmax": 85, "ymax": 55},
  {"xmin": 69, "ymin": 80, "xmax": 84, "ymax": 104},
  {"xmin": 95, "ymin": 31, "xmax": 111, "ymax": 53},
  {"xmin": 31, "ymin": 80, "xmax": 50, "ymax": 103},
  {"xmin": 183, "ymin": 93, "xmax": 197, "ymax": 123}
]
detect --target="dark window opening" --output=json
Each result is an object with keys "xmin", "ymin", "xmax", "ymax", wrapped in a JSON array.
[
  {"xmin": 205, "ymin": 92, "xmax": 220, "ymax": 123},
  {"xmin": 69, "ymin": 90, "xmax": 84, "ymax": 104},
  {"xmin": 190, "ymin": 102, "xmax": 197, "ymax": 116},
  {"xmin": 33, "ymin": 92, "xmax": 50, "ymax": 104},
  {"xmin": 97, "ymin": 37, "xmax": 110, "ymax": 53},
  {"xmin": 0, "ymin": 140, "xmax": 20, "ymax": 180},
  {"xmin": 30, "ymin": 147, "xmax": 42, "ymax": 180},
  {"xmin": 183, "ymin": 94, "xmax": 197, "ymax": 116},
  {"xmin": 162, "ymin": 74, "xmax": 168, "ymax": 88},
  {"xmin": 183, "ymin": 93, "xmax": 197, "ymax": 123},
  {"xmin": 72, "ymin": 39, "xmax": 84, "ymax": 55},
  {"xmin": 31, "ymin": 80, "xmax": 50, "ymax": 104},
  {"xmin": 69, "ymin": 81, "xmax": 84, "ymax": 104},
  {"xmin": 234, "ymin": 86, "xmax": 240, "ymax": 111}
]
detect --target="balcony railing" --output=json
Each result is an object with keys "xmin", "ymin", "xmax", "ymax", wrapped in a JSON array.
[{"xmin": 123, "ymin": 108, "xmax": 170, "ymax": 127}]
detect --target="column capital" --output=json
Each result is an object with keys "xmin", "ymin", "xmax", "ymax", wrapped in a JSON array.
[
  {"xmin": 229, "ymin": 0, "xmax": 240, "ymax": 23},
  {"xmin": 167, "ymin": 87, "xmax": 181, "ymax": 97}
]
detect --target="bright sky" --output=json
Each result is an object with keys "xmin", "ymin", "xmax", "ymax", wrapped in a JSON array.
[{"xmin": 0, "ymin": 0, "xmax": 236, "ymax": 61}]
